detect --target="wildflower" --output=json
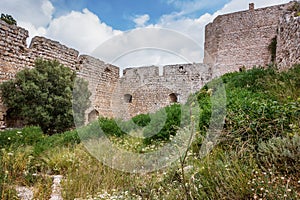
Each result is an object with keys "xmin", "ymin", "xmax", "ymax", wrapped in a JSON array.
[
  {"xmin": 287, "ymin": 189, "xmax": 292, "ymax": 192},
  {"xmin": 7, "ymin": 152, "xmax": 13, "ymax": 156},
  {"xmin": 281, "ymin": 177, "xmax": 285, "ymax": 180},
  {"xmin": 7, "ymin": 137, "xmax": 11, "ymax": 140}
]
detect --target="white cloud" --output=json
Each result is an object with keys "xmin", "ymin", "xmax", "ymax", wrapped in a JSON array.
[
  {"xmin": 0, "ymin": 0, "xmax": 292, "ymax": 67},
  {"xmin": 214, "ymin": 0, "xmax": 290, "ymax": 15},
  {"xmin": 0, "ymin": 0, "xmax": 54, "ymax": 27},
  {"xmin": 45, "ymin": 9, "xmax": 122, "ymax": 54},
  {"xmin": 133, "ymin": 14, "xmax": 150, "ymax": 27},
  {"xmin": 91, "ymin": 27, "xmax": 202, "ymax": 73},
  {"xmin": 152, "ymin": 0, "xmax": 291, "ymax": 62},
  {"xmin": 0, "ymin": 0, "xmax": 54, "ymax": 44}
]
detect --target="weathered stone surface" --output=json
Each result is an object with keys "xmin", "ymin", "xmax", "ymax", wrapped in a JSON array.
[
  {"xmin": 112, "ymin": 63, "xmax": 212, "ymax": 119},
  {"xmin": 276, "ymin": 13, "xmax": 300, "ymax": 69},
  {"xmin": 204, "ymin": 2, "xmax": 295, "ymax": 77},
  {"xmin": 0, "ymin": 1, "xmax": 299, "ymax": 127}
]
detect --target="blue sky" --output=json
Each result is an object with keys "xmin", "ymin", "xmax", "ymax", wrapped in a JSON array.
[
  {"xmin": 50, "ymin": 0, "xmax": 230, "ymax": 30},
  {"xmin": 0, "ymin": 0, "xmax": 290, "ymax": 69}
]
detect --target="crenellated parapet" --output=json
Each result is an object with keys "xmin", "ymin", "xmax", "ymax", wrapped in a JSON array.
[{"xmin": 0, "ymin": 1, "xmax": 299, "ymax": 127}]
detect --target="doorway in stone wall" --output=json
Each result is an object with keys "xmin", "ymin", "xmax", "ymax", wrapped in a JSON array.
[
  {"xmin": 124, "ymin": 94, "xmax": 133, "ymax": 103},
  {"xmin": 169, "ymin": 93, "xmax": 178, "ymax": 103},
  {"xmin": 88, "ymin": 109, "xmax": 99, "ymax": 123}
]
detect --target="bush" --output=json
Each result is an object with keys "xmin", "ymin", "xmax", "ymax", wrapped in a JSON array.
[
  {"xmin": 0, "ymin": 126, "xmax": 44, "ymax": 149},
  {"xmin": 0, "ymin": 13, "xmax": 17, "ymax": 25},
  {"xmin": 257, "ymin": 134, "xmax": 300, "ymax": 174},
  {"xmin": 0, "ymin": 59, "xmax": 91, "ymax": 134},
  {"xmin": 132, "ymin": 114, "xmax": 151, "ymax": 127},
  {"xmin": 98, "ymin": 117, "xmax": 125, "ymax": 137}
]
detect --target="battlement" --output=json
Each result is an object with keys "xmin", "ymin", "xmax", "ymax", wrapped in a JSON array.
[{"xmin": 0, "ymin": 1, "xmax": 299, "ymax": 126}]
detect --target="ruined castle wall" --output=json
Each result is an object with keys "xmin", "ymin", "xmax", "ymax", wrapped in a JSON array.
[
  {"xmin": 113, "ymin": 63, "xmax": 212, "ymax": 119},
  {"xmin": 204, "ymin": 3, "xmax": 288, "ymax": 77},
  {"xmin": 0, "ymin": 20, "xmax": 31, "ymax": 82},
  {"xmin": 0, "ymin": 20, "xmax": 120, "ymax": 126},
  {"xmin": 77, "ymin": 55, "xmax": 119, "ymax": 120},
  {"xmin": 0, "ymin": 20, "xmax": 31, "ymax": 127},
  {"xmin": 29, "ymin": 37, "xmax": 79, "ymax": 71},
  {"xmin": 276, "ymin": 14, "xmax": 300, "ymax": 69}
]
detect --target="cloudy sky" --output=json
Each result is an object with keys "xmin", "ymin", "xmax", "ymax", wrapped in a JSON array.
[{"xmin": 0, "ymin": 0, "xmax": 289, "ymax": 70}]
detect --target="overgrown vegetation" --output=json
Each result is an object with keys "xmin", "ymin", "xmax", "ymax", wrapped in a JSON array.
[
  {"xmin": 0, "ymin": 64, "xmax": 299, "ymax": 199},
  {"xmin": 0, "ymin": 14, "xmax": 17, "ymax": 25},
  {"xmin": 0, "ymin": 59, "xmax": 91, "ymax": 134}
]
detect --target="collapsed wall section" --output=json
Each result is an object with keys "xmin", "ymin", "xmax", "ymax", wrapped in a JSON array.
[{"xmin": 204, "ymin": 3, "xmax": 289, "ymax": 76}]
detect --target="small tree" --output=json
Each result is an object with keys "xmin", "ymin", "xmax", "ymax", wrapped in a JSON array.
[
  {"xmin": 0, "ymin": 59, "xmax": 91, "ymax": 134},
  {"xmin": 1, "ymin": 14, "xmax": 17, "ymax": 25}
]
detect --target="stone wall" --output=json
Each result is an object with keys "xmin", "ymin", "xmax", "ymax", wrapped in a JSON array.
[
  {"xmin": 276, "ymin": 13, "xmax": 300, "ymax": 69},
  {"xmin": 77, "ymin": 55, "xmax": 119, "ymax": 120},
  {"xmin": 0, "ymin": 20, "xmax": 30, "ymax": 127},
  {"xmin": 204, "ymin": 2, "xmax": 291, "ymax": 77},
  {"xmin": 1, "ymin": 1, "xmax": 299, "ymax": 127},
  {"xmin": 29, "ymin": 36, "xmax": 79, "ymax": 71},
  {"xmin": 1, "ymin": 18, "xmax": 210, "ymax": 125},
  {"xmin": 113, "ymin": 63, "xmax": 211, "ymax": 119},
  {"xmin": 0, "ymin": 19, "xmax": 119, "ymax": 126}
]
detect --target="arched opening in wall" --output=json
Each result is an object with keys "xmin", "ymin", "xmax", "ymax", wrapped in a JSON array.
[
  {"xmin": 124, "ymin": 94, "xmax": 133, "ymax": 103},
  {"xmin": 88, "ymin": 109, "xmax": 99, "ymax": 123},
  {"xmin": 169, "ymin": 93, "xmax": 178, "ymax": 103}
]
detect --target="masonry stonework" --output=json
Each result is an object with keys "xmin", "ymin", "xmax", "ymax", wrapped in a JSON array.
[
  {"xmin": 276, "ymin": 12, "xmax": 300, "ymax": 69},
  {"xmin": 112, "ymin": 64, "xmax": 211, "ymax": 119},
  {"xmin": 204, "ymin": 2, "xmax": 296, "ymax": 76},
  {"xmin": 0, "ymin": 1, "xmax": 299, "ymax": 127}
]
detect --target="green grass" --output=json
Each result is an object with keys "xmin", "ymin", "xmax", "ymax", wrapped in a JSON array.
[{"xmin": 0, "ymin": 64, "xmax": 300, "ymax": 199}]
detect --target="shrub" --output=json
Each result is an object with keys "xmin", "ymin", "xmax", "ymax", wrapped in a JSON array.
[
  {"xmin": 257, "ymin": 134, "xmax": 300, "ymax": 174},
  {"xmin": 132, "ymin": 114, "xmax": 151, "ymax": 127},
  {"xmin": 0, "ymin": 13, "xmax": 17, "ymax": 25},
  {"xmin": 98, "ymin": 117, "xmax": 125, "ymax": 137},
  {"xmin": 0, "ymin": 59, "xmax": 91, "ymax": 134},
  {"xmin": 143, "ymin": 104, "xmax": 182, "ymax": 144}
]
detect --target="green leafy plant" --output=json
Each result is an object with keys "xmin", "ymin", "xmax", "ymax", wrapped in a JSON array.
[
  {"xmin": 257, "ymin": 134, "xmax": 300, "ymax": 174},
  {"xmin": 0, "ymin": 59, "xmax": 91, "ymax": 134},
  {"xmin": 0, "ymin": 13, "xmax": 17, "ymax": 25}
]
